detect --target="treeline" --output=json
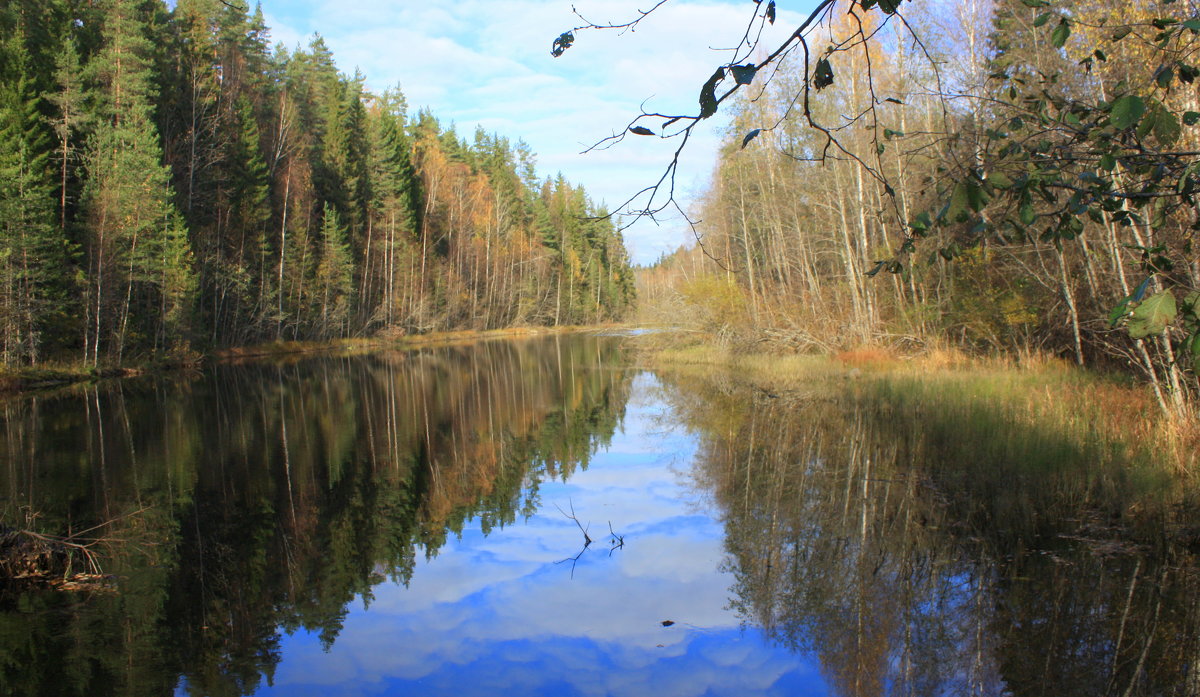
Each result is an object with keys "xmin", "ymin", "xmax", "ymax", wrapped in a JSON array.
[
  {"xmin": 0, "ymin": 0, "xmax": 635, "ymax": 367},
  {"xmin": 638, "ymin": 0, "xmax": 1200, "ymax": 411}
]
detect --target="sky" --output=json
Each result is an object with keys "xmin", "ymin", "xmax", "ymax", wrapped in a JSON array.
[{"xmin": 252, "ymin": 0, "xmax": 818, "ymax": 266}]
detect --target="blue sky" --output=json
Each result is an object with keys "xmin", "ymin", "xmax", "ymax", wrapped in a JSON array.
[{"xmin": 254, "ymin": 0, "xmax": 818, "ymax": 265}]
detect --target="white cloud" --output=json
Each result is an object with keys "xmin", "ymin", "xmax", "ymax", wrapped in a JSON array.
[{"xmin": 257, "ymin": 0, "xmax": 819, "ymax": 264}]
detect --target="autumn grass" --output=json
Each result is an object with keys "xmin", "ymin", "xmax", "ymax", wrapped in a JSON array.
[{"xmin": 643, "ymin": 338, "xmax": 1198, "ymax": 510}]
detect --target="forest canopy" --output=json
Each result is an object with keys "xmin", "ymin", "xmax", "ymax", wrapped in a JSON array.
[{"xmin": 0, "ymin": 0, "xmax": 636, "ymax": 368}]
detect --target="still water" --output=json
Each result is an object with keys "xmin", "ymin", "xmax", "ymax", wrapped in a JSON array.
[{"xmin": 1, "ymin": 334, "xmax": 1198, "ymax": 696}]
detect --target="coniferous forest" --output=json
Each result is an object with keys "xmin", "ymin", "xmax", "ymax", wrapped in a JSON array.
[{"xmin": 0, "ymin": 0, "xmax": 635, "ymax": 368}]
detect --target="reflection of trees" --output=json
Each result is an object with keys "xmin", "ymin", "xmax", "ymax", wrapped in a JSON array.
[
  {"xmin": 666, "ymin": 375, "xmax": 1200, "ymax": 697},
  {"xmin": 0, "ymin": 335, "xmax": 633, "ymax": 697}
]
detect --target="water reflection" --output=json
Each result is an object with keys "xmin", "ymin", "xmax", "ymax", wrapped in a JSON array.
[
  {"xmin": 662, "ymin": 373, "xmax": 1200, "ymax": 697},
  {"xmin": 3, "ymin": 340, "xmax": 1199, "ymax": 696},
  {"xmin": 0, "ymin": 336, "xmax": 635, "ymax": 696}
]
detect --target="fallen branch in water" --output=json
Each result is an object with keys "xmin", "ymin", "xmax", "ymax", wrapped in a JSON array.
[
  {"xmin": 554, "ymin": 502, "xmax": 628, "ymax": 577},
  {"xmin": 0, "ymin": 507, "xmax": 148, "ymax": 591},
  {"xmin": 555, "ymin": 500, "xmax": 593, "ymax": 546}
]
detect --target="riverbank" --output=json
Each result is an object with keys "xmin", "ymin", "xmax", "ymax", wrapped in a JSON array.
[
  {"xmin": 641, "ymin": 341, "xmax": 1200, "ymax": 481},
  {"xmin": 0, "ymin": 325, "xmax": 620, "ymax": 394}
]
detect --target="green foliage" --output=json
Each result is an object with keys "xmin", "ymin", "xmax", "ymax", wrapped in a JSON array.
[
  {"xmin": 679, "ymin": 273, "xmax": 748, "ymax": 332},
  {"xmin": 0, "ymin": 0, "xmax": 635, "ymax": 364},
  {"xmin": 1125, "ymin": 290, "xmax": 1176, "ymax": 339}
]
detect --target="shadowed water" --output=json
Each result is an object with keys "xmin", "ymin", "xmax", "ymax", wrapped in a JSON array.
[{"xmin": 1, "ymin": 335, "xmax": 1198, "ymax": 696}]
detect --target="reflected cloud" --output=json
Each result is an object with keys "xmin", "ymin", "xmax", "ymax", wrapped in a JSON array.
[{"xmin": 264, "ymin": 373, "xmax": 825, "ymax": 696}]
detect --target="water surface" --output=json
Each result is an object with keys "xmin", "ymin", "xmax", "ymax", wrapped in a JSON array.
[{"xmin": 1, "ymin": 335, "xmax": 1198, "ymax": 696}]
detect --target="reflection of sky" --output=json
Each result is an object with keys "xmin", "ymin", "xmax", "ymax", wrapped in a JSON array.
[{"xmin": 248, "ymin": 373, "xmax": 830, "ymax": 696}]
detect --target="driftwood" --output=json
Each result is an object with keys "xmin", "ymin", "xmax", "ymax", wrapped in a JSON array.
[
  {"xmin": 0, "ymin": 526, "xmax": 115, "ymax": 592},
  {"xmin": 0, "ymin": 510, "xmax": 144, "ymax": 592}
]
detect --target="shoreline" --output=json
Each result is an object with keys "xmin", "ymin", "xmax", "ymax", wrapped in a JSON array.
[{"xmin": 0, "ymin": 324, "xmax": 629, "ymax": 394}]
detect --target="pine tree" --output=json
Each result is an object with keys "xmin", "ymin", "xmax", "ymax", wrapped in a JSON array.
[
  {"xmin": 83, "ymin": 0, "xmax": 195, "ymax": 362},
  {"xmin": 44, "ymin": 34, "xmax": 91, "ymax": 234},
  {"xmin": 365, "ymin": 86, "xmax": 420, "ymax": 329}
]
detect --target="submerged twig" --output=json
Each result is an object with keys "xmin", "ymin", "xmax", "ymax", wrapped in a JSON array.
[
  {"xmin": 553, "ymin": 503, "xmax": 627, "ymax": 577},
  {"xmin": 556, "ymin": 500, "xmax": 593, "ymax": 546}
]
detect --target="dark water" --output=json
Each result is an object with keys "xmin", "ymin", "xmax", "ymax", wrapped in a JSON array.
[{"xmin": 1, "ymin": 335, "xmax": 1198, "ymax": 696}]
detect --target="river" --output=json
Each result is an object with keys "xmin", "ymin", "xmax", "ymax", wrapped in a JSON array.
[{"xmin": 1, "ymin": 334, "xmax": 1197, "ymax": 696}]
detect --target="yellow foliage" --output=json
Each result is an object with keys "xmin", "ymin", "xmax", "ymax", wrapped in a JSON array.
[{"xmin": 679, "ymin": 273, "xmax": 748, "ymax": 330}]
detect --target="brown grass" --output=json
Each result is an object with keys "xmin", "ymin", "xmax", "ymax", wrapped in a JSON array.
[
  {"xmin": 833, "ymin": 347, "xmax": 899, "ymax": 368},
  {"xmin": 643, "ymin": 335, "xmax": 1194, "ymax": 478}
]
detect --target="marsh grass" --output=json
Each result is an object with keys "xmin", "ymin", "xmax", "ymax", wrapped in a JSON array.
[
  {"xmin": 856, "ymin": 366, "xmax": 1184, "ymax": 539},
  {"xmin": 645, "ymin": 340, "xmax": 1197, "ymax": 540}
]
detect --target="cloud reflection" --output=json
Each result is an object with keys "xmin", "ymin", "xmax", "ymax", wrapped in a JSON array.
[{"xmin": 259, "ymin": 374, "xmax": 827, "ymax": 696}]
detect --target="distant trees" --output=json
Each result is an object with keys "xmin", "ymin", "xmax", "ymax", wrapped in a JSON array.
[{"xmin": 0, "ymin": 0, "xmax": 634, "ymax": 368}]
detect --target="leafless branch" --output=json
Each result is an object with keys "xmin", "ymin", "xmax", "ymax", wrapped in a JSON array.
[{"xmin": 555, "ymin": 499, "xmax": 593, "ymax": 545}]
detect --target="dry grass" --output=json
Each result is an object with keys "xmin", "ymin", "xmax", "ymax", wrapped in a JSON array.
[
  {"xmin": 643, "ymin": 336, "xmax": 1195, "ymax": 482},
  {"xmin": 833, "ymin": 347, "xmax": 900, "ymax": 369}
]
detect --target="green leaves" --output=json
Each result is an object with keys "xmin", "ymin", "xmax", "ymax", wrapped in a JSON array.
[
  {"xmin": 941, "ymin": 180, "xmax": 990, "ymax": 223},
  {"xmin": 1050, "ymin": 18, "xmax": 1071, "ymax": 48},
  {"xmin": 1109, "ymin": 95, "xmax": 1145, "ymax": 130},
  {"xmin": 1142, "ymin": 100, "xmax": 1181, "ymax": 146},
  {"xmin": 1126, "ymin": 291, "xmax": 1177, "ymax": 339},
  {"xmin": 813, "ymin": 58, "xmax": 834, "ymax": 90},
  {"xmin": 1154, "ymin": 65, "xmax": 1174, "ymax": 88},
  {"xmin": 1110, "ymin": 277, "xmax": 1152, "ymax": 327},
  {"xmin": 987, "ymin": 171, "xmax": 1013, "ymax": 189},
  {"xmin": 908, "ymin": 211, "xmax": 932, "ymax": 235},
  {"xmin": 1187, "ymin": 333, "xmax": 1200, "ymax": 372}
]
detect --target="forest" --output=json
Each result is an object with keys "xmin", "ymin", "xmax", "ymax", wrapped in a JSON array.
[
  {"xmin": 635, "ymin": 0, "xmax": 1200, "ymax": 413},
  {"xmin": 0, "ymin": 0, "xmax": 636, "ymax": 368}
]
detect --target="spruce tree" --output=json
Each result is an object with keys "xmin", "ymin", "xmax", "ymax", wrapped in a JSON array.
[
  {"xmin": 0, "ymin": 39, "xmax": 69, "ymax": 364},
  {"xmin": 315, "ymin": 202, "xmax": 353, "ymax": 337},
  {"xmin": 82, "ymin": 0, "xmax": 195, "ymax": 362}
]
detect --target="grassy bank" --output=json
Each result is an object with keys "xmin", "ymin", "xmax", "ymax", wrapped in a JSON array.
[{"xmin": 643, "ymin": 340, "xmax": 1199, "ymax": 487}]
